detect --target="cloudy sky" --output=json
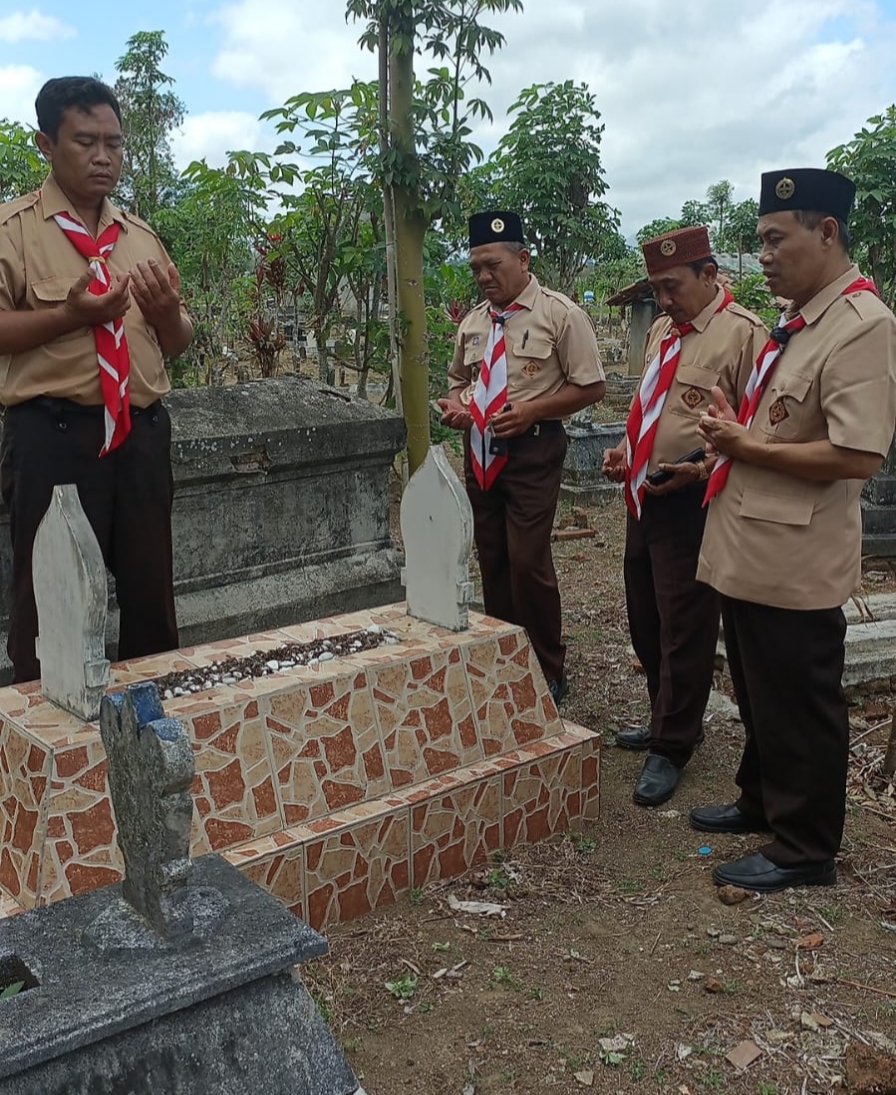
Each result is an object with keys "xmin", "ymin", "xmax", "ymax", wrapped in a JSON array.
[{"xmin": 3, "ymin": 1, "xmax": 896, "ymax": 235}]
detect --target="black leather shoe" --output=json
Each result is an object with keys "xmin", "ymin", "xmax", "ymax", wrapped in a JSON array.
[
  {"xmin": 712, "ymin": 852, "xmax": 837, "ymax": 893},
  {"xmin": 689, "ymin": 803, "xmax": 770, "ymax": 834},
  {"xmin": 616, "ymin": 726, "xmax": 706, "ymax": 752},
  {"xmin": 548, "ymin": 675, "xmax": 569, "ymax": 705},
  {"xmin": 633, "ymin": 755, "xmax": 681, "ymax": 806},
  {"xmin": 615, "ymin": 726, "xmax": 650, "ymax": 750}
]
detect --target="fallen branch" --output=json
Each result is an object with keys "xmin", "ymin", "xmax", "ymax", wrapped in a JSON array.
[
  {"xmin": 884, "ymin": 711, "xmax": 896, "ymax": 777},
  {"xmin": 838, "ymin": 978, "xmax": 896, "ymax": 1000}
]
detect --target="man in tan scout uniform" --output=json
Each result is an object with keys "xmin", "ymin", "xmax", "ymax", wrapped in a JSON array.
[
  {"xmin": 0, "ymin": 76, "xmax": 192, "ymax": 682},
  {"xmin": 603, "ymin": 227, "xmax": 767, "ymax": 806},
  {"xmin": 438, "ymin": 211, "xmax": 605, "ymax": 702},
  {"xmin": 692, "ymin": 167, "xmax": 896, "ymax": 892}
]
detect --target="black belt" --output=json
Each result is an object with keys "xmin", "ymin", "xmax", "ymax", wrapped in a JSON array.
[
  {"xmin": 26, "ymin": 396, "xmax": 162, "ymax": 418},
  {"xmin": 516, "ymin": 420, "xmax": 564, "ymax": 438}
]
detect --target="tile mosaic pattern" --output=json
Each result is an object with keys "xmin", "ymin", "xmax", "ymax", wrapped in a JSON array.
[
  {"xmin": 0, "ymin": 603, "xmax": 601, "ymax": 927},
  {"xmin": 0, "ymin": 721, "xmax": 50, "ymax": 908}
]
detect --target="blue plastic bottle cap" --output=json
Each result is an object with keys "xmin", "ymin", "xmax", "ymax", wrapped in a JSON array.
[{"xmin": 698, "ymin": 846, "xmax": 712, "ymax": 856}]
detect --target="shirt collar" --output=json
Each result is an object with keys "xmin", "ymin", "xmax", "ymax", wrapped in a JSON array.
[
  {"xmin": 513, "ymin": 273, "xmax": 540, "ymax": 311},
  {"xmin": 798, "ymin": 264, "xmax": 861, "ymax": 327},
  {"xmin": 38, "ymin": 173, "xmax": 128, "ymax": 231},
  {"xmin": 689, "ymin": 283, "xmax": 726, "ymax": 333}
]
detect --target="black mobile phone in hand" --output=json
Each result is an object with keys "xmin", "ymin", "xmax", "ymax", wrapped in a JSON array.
[{"xmin": 646, "ymin": 447, "xmax": 706, "ymax": 486}]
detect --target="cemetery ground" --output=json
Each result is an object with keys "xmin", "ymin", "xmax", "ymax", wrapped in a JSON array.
[{"xmin": 305, "ymin": 480, "xmax": 896, "ymax": 1095}]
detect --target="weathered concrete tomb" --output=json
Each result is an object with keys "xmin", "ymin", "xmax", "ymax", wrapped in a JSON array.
[{"xmin": 0, "ymin": 377, "xmax": 407, "ymax": 680}]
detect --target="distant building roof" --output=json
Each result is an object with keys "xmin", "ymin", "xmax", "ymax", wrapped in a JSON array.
[
  {"xmin": 715, "ymin": 253, "xmax": 763, "ymax": 275},
  {"xmin": 606, "ymin": 279, "xmax": 653, "ymax": 307}
]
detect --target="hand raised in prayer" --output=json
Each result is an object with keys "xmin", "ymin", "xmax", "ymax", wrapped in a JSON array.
[
  {"xmin": 63, "ymin": 268, "xmax": 131, "ymax": 326},
  {"xmin": 130, "ymin": 260, "xmax": 183, "ymax": 331}
]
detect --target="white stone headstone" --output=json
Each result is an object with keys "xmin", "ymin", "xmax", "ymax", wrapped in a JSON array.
[
  {"xmin": 400, "ymin": 445, "xmax": 474, "ymax": 632},
  {"xmin": 33, "ymin": 484, "xmax": 110, "ymax": 720}
]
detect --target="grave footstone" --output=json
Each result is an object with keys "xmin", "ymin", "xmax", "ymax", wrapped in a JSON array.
[
  {"xmin": 401, "ymin": 444, "xmax": 474, "ymax": 630},
  {"xmin": 32, "ymin": 485, "xmax": 109, "ymax": 719},
  {"xmin": 0, "ymin": 681, "xmax": 358, "ymax": 1095}
]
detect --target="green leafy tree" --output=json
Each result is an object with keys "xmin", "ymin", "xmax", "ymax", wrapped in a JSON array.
[
  {"xmin": 679, "ymin": 199, "xmax": 710, "ymax": 228},
  {"xmin": 262, "ymin": 83, "xmax": 381, "ymax": 386},
  {"xmin": 729, "ymin": 271, "xmax": 778, "ymax": 328},
  {"xmin": 347, "ymin": 0, "xmax": 523, "ymax": 474},
  {"xmin": 114, "ymin": 30, "xmax": 185, "ymax": 218},
  {"xmin": 716, "ymin": 198, "xmax": 759, "ymax": 262},
  {"xmin": 636, "ymin": 217, "xmax": 682, "ymax": 244},
  {"xmin": 157, "ymin": 161, "xmax": 260, "ymax": 384},
  {"xmin": 485, "ymin": 81, "xmax": 620, "ymax": 295},
  {"xmin": 0, "ymin": 120, "xmax": 45, "ymax": 202},
  {"xmin": 705, "ymin": 179, "xmax": 733, "ymax": 242},
  {"xmin": 828, "ymin": 106, "xmax": 896, "ymax": 308}
]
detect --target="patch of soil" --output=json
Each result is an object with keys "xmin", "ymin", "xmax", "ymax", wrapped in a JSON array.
[
  {"xmin": 153, "ymin": 626, "xmax": 395, "ymax": 697},
  {"xmin": 315, "ymin": 474, "xmax": 896, "ymax": 1095}
]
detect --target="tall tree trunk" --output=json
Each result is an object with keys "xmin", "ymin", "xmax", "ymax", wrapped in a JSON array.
[
  {"xmin": 389, "ymin": 43, "xmax": 430, "ymax": 474},
  {"xmin": 379, "ymin": 19, "xmax": 407, "ymax": 485}
]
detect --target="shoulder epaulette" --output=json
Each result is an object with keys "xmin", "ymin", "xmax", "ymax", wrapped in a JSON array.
[
  {"xmin": 0, "ymin": 190, "xmax": 41, "ymax": 228},
  {"xmin": 120, "ymin": 208, "xmax": 160, "ymax": 237}
]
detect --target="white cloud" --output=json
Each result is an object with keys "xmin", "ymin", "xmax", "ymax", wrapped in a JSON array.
[
  {"xmin": 206, "ymin": 0, "xmax": 896, "ymax": 234},
  {"xmin": 0, "ymin": 63, "xmax": 42, "ymax": 125},
  {"xmin": 0, "ymin": 11, "xmax": 75, "ymax": 44},
  {"xmin": 170, "ymin": 110, "xmax": 269, "ymax": 169},
  {"xmin": 211, "ymin": 0, "xmax": 375, "ymax": 104}
]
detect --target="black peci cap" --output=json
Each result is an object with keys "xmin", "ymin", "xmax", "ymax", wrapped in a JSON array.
[
  {"xmin": 758, "ymin": 168, "xmax": 856, "ymax": 221},
  {"xmin": 468, "ymin": 211, "xmax": 525, "ymax": 249}
]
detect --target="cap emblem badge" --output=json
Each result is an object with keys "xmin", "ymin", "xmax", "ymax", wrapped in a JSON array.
[{"xmin": 775, "ymin": 177, "xmax": 796, "ymax": 200}]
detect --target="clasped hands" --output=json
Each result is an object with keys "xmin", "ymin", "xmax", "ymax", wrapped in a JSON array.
[
  {"xmin": 436, "ymin": 398, "xmax": 540, "ymax": 438},
  {"xmin": 62, "ymin": 259, "xmax": 183, "ymax": 330}
]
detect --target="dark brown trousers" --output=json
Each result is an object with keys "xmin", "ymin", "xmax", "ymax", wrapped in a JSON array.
[
  {"xmin": 624, "ymin": 486, "xmax": 720, "ymax": 767},
  {"xmin": 1, "ymin": 398, "xmax": 179, "ymax": 683},
  {"xmin": 722, "ymin": 595, "xmax": 849, "ymax": 866},
  {"xmin": 464, "ymin": 429, "xmax": 567, "ymax": 684}
]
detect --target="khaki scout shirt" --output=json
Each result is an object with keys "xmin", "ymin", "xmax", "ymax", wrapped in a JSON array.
[
  {"xmin": 0, "ymin": 174, "xmax": 185, "ymax": 408},
  {"xmin": 639, "ymin": 286, "xmax": 768, "ymax": 474},
  {"xmin": 698, "ymin": 264, "xmax": 896, "ymax": 610},
  {"xmin": 448, "ymin": 274, "xmax": 604, "ymax": 406}
]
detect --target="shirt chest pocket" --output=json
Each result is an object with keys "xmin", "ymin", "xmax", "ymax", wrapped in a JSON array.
[
  {"xmin": 30, "ymin": 276, "xmax": 87, "ymax": 343},
  {"xmin": 669, "ymin": 364, "xmax": 720, "ymax": 417},
  {"xmin": 508, "ymin": 335, "xmax": 553, "ymax": 383},
  {"xmin": 761, "ymin": 372, "xmax": 814, "ymax": 441}
]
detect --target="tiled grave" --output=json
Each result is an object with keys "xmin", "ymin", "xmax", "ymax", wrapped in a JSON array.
[{"xmin": 0, "ymin": 606, "xmax": 600, "ymax": 929}]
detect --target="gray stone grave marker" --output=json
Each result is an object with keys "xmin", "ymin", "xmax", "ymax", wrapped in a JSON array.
[
  {"xmin": 32, "ymin": 484, "xmax": 109, "ymax": 718},
  {"xmin": 0, "ymin": 681, "xmax": 358, "ymax": 1094},
  {"xmin": 400, "ymin": 444, "xmax": 474, "ymax": 631}
]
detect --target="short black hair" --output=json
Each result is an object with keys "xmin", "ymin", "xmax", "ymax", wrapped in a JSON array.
[
  {"xmin": 792, "ymin": 209, "xmax": 851, "ymax": 253},
  {"xmin": 35, "ymin": 77, "xmax": 121, "ymax": 142},
  {"xmin": 686, "ymin": 257, "xmax": 719, "ymax": 276}
]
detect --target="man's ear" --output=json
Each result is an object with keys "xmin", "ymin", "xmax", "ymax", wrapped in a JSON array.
[
  {"xmin": 35, "ymin": 131, "xmax": 53, "ymax": 162},
  {"xmin": 820, "ymin": 216, "xmax": 840, "ymax": 250}
]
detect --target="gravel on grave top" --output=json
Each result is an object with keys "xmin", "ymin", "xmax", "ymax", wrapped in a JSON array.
[{"xmin": 153, "ymin": 626, "xmax": 398, "ymax": 698}]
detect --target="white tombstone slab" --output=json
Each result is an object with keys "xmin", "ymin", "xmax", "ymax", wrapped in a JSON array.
[
  {"xmin": 33, "ymin": 484, "xmax": 110, "ymax": 719},
  {"xmin": 400, "ymin": 445, "xmax": 474, "ymax": 631}
]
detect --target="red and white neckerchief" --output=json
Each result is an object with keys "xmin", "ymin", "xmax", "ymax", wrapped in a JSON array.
[
  {"xmin": 53, "ymin": 211, "xmax": 131, "ymax": 455},
  {"xmin": 469, "ymin": 302, "xmax": 524, "ymax": 490},
  {"xmin": 624, "ymin": 288, "xmax": 733, "ymax": 519},
  {"xmin": 703, "ymin": 276, "xmax": 878, "ymax": 504}
]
